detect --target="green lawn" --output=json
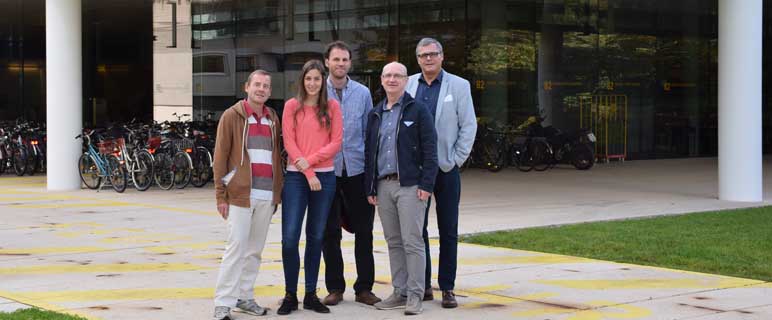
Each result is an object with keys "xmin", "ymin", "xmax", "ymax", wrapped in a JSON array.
[
  {"xmin": 461, "ymin": 206, "xmax": 772, "ymax": 281},
  {"xmin": 0, "ymin": 309, "xmax": 88, "ymax": 320}
]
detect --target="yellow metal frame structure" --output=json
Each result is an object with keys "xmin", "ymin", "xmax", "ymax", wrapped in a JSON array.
[{"xmin": 579, "ymin": 94, "xmax": 628, "ymax": 162}]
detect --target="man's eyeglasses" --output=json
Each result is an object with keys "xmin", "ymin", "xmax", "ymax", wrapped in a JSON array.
[
  {"xmin": 381, "ymin": 73, "xmax": 407, "ymax": 80},
  {"xmin": 416, "ymin": 52, "xmax": 441, "ymax": 60}
]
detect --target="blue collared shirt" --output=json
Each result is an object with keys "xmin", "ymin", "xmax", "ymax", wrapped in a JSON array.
[
  {"xmin": 415, "ymin": 70, "xmax": 444, "ymax": 117},
  {"xmin": 377, "ymin": 99, "xmax": 402, "ymax": 178},
  {"xmin": 327, "ymin": 77, "xmax": 373, "ymax": 177}
]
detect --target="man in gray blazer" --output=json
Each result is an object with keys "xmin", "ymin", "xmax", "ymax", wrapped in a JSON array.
[{"xmin": 406, "ymin": 37, "xmax": 477, "ymax": 309}]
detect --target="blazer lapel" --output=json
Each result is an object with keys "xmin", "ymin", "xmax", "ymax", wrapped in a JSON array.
[
  {"xmin": 435, "ymin": 73, "xmax": 449, "ymax": 127},
  {"xmin": 407, "ymin": 75, "xmax": 418, "ymax": 97}
]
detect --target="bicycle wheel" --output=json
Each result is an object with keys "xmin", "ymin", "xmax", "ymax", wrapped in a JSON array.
[
  {"xmin": 532, "ymin": 139, "xmax": 552, "ymax": 172},
  {"xmin": 12, "ymin": 146, "xmax": 26, "ymax": 176},
  {"xmin": 107, "ymin": 154, "xmax": 127, "ymax": 193},
  {"xmin": 154, "ymin": 152, "xmax": 175, "ymax": 190},
  {"xmin": 482, "ymin": 140, "xmax": 506, "ymax": 172},
  {"xmin": 512, "ymin": 144, "xmax": 534, "ymax": 172},
  {"xmin": 572, "ymin": 144, "xmax": 595, "ymax": 170},
  {"xmin": 21, "ymin": 146, "xmax": 35, "ymax": 176},
  {"xmin": 173, "ymin": 151, "xmax": 192, "ymax": 189},
  {"xmin": 131, "ymin": 150, "xmax": 154, "ymax": 191},
  {"xmin": 0, "ymin": 146, "xmax": 7, "ymax": 174},
  {"xmin": 190, "ymin": 147, "xmax": 212, "ymax": 188},
  {"xmin": 78, "ymin": 153, "xmax": 102, "ymax": 189}
]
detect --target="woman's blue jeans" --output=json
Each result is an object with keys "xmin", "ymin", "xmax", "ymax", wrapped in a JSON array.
[{"xmin": 281, "ymin": 171, "xmax": 336, "ymax": 294}]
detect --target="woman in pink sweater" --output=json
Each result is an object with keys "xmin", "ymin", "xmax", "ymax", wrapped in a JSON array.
[{"xmin": 278, "ymin": 60, "xmax": 343, "ymax": 315}]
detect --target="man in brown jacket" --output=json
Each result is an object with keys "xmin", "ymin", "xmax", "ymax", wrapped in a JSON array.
[{"xmin": 212, "ymin": 70, "xmax": 284, "ymax": 320}]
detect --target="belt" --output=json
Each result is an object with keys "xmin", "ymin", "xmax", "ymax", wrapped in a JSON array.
[{"xmin": 379, "ymin": 173, "xmax": 399, "ymax": 181}]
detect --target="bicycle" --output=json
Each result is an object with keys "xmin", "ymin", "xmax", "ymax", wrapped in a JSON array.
[
  {"xmin": 76, "ymin": 129, "xmax": 128, "ymax": 193},
  {"xmin": 118, "ymin": 124, "xmax": 155, "ymax": 191}
]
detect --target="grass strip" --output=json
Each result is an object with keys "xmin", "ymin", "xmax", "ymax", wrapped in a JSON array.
[
  {"xmin": 461, "ymin": 206, "xmax": 772, "ymax": 281},
  {"xmin": 0, "ymin": 308, "xmax": 88, "ymax": 320}
]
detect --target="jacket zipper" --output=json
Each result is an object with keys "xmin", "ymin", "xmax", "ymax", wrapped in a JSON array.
[
  {"xmin": 370, "ymin": 112, "xmax": 381, "ymax": 195},
  {"xmin": 395, "ymin": 101, "xmax": 407, "ymax": 180}
]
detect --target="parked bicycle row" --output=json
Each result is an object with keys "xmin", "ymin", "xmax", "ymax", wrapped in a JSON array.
[
  {"xmin": 461, "ymin": 114, "xmax": 596, "ymax": 173},
  {"xmin": 76, "ymin": 114, "xmax": 217, "ymax": 193},
  {"xmin": 0, "ymin": 119, "xmax": 47, "ymax": 176}
]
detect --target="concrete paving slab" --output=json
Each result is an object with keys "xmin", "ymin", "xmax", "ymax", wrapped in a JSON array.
[
  {"xmin": 1, "ymin": 158, "xmax": 771, "ymax": 319},
  {"xmin": 0, "ymin": 301, "xmax": 29, "ymax": 313}
]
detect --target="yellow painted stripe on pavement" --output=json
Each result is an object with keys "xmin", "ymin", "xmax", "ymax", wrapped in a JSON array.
[
  {"xmin": 0, "ymin": 195, "xmax": 75, "ymax": 201},
  {"xmin": 0, "ymin": 263, "xmax": 211, "ymax": 275},
  {"xmin": 56, "ymin": 228, "xmax": 145, "ymax": 238},
  {"xmin": 0, "ymin": 189, "xmax": 42, "ymax": 195},
  {"xmin": 15, "ymin": 285, "xmax": 286, "ymax": 303},
  {"xmin": 99, "ymin": 234, "xmax": 191, "ymax": 244},
  {"xmin": 10, "ymin": 202, "xmax": 136, "ymax": 209},
  {"xmin": 459, "ymin": 286, "xmax": 559, "ymax": 310},
  {"xmin": 21, "ymin": 183, "xmax": 46, "ymax": 188},
  {"xmin": 25, "ymin": 222, "xmax": 107, "ymax": 229},
  {"xmin": 0, "ymin": 246, "xmax": 109, "ymax": 255},
  {"xmin": 514, "ymin": 300, "xmax": 652, "ymax": 319},
  {"xmin": 459, "ymin": 254, "xmax": 593, "ymax": 265},
  {"xmin": 143, "ymin": 241, "xmax": 224, "ymax": 254},
  {"xmin": 534, "ymin": 278, "xmax": 762, "ymax": 290}
]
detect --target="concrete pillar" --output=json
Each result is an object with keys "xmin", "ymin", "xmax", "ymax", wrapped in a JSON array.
[
  {"xmin": 46, "ymin": 0, "xmax": 83, "ymax": 190},
  {"xmin": 718, "ymin": 0, "xmax": 762, "ymax": 201}
]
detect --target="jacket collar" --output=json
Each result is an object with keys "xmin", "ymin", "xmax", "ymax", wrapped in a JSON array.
[
  {"xmin": 375, "ymin": 93, "xmax": 414, "ymax": 116},
  {"xmin": 230, "ymin": 100, "xmax": 278, "ymax": 123}
]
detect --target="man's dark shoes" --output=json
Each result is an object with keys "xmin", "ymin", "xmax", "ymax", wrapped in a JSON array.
[
  {"xmin": 303, "ymin": 292, "xmax": 331, "ymax": 313},
  {"xmin": 354, "ymin": 291, "xmax": 382, "ymax": 305},
  {"xmin": 322, "ymin": 291, "xmax": 343, "ymax": 306},
  {"xmin": 441, "ymin": 290, "xmax": 458, "ymax": 308},
  {"xmin": 277, "ymin": 292, "xmax": 298, "ymax": 315},
  {"xmin": 423, "ymin": 287, "xmax": 434, "ymax": 301}
]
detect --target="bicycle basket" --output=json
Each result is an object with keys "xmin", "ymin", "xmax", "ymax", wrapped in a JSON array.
[
  {"xmin": 96, "ymin": 140, "xmax": 116, "ymax": 154},
  {"xmin": 173, "ymin": 138, "xmax": 195, "ymax": 152}
]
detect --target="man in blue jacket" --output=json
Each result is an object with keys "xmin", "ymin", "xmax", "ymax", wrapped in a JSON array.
[
  {"xmin": 365, "ymin": 62, "xmax": 438, "ymax": 315},
  {"xmin": 406, "ymin": 37, "xmax": 477, "ymax": 308}
]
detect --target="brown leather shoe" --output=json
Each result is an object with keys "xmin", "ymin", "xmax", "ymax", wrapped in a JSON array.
[
  {"xmin": 322, "ymin": 291, "xmax": 343, "ymax": 306},
  {"xmin": 354, "ymin": 291, "xmax": 382, "ymax": 305},
  {"xmin": 423, "ymin": 287, "xmax": 434, "ymax": 301},
  {"xmin": 441, "ymin": 290, "xmax": 458, "ymax": 308}
]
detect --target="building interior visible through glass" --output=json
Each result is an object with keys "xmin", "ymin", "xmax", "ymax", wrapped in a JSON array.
[{"xmin": 2, "ymin": 0, "xmax": 772, "ymax": 159}]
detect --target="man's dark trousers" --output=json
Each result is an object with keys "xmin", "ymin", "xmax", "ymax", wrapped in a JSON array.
[
  {"xmin": 322, "ymin": 172, "xmax": 376, "ymax": 294},
  {"xmin": 422, "ymin": 166, "xmax": 460, "ymax": 291}
]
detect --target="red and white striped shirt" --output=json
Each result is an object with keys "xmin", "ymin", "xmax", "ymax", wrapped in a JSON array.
[{"xmin": 243, "ymin": 100, "xmax": 274, "ymax": 201}]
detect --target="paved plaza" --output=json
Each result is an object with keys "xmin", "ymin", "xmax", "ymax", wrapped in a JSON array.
[{"xmin": 1, "ymin": 158, "xmax": 771, "ymax": 319}]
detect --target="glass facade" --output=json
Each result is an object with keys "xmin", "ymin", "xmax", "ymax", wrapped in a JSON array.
[
  {"xmin": 191, "ymin": 0, "xmax": 733, "ymax": 160},
  {"xmin": 0, "ymin": 0, "xmax": 153, "ymax": 126},
  {"xmin": 0, "ymin": 0, "xmax": 770, "ymax": 159}
]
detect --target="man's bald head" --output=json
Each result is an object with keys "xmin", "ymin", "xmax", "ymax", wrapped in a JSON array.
[
  {"xmin": 381, "ymin": 62, "xmax": 409, "ymax": 100},
  {"xmin": 382, "ymin": 62, "xmax": 407, "ymax": 76}
]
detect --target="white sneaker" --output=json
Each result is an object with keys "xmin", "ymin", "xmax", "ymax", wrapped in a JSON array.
[
  {"xmin": 235, "ymin": 299, "xmax": 268, "ymax": 316},
  {"xmin": 212, "ymin": 306, "xmax": 231, "ymax": 320},
  {"xmin": 374, "ymin": 291, "xmax": 407, "ymax": 310},
  {"xmin": 404, "ymin": 295, "xmax": 423, "ymax": 315}
]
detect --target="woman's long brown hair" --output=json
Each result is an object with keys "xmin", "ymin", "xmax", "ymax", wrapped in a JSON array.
[{"xmin": 294, "ymin": 60, "xmax": 331, "ymax": 130}]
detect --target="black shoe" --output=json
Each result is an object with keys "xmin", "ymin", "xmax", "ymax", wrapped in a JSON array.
[
  {"xmin": 277, "ymin": 292, "xmax": 298, "ymax": 315},
  {"xmin": 303, "ymin": 292, "xmax": 331, "ymax": 313},
  {"xmin": 423, "ymin": 287, "xmax": 434, "ymax": 301},
  {"xmin": 441, "ymin": 290, "xmax": 458, "ymax": 308}
]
